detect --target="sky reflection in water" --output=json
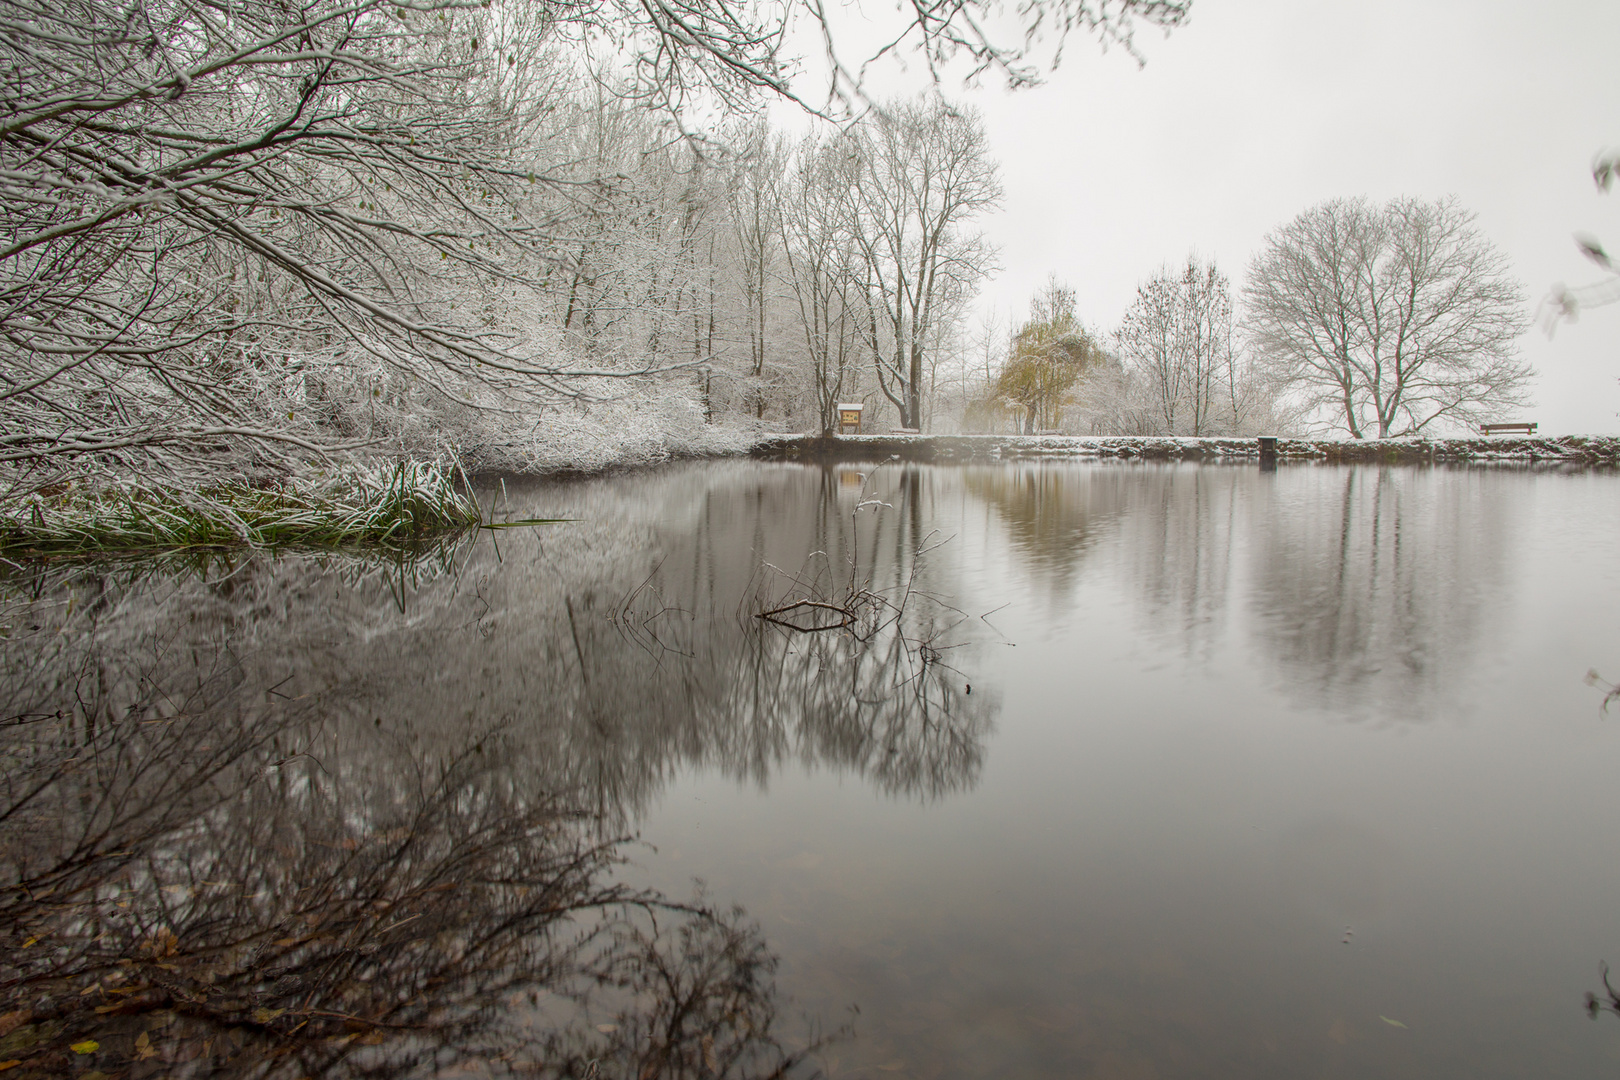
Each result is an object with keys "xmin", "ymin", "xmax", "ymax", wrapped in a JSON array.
[{"xmin": 4, "ymin": 460, "xmax": 1620, "ymax": 1078}]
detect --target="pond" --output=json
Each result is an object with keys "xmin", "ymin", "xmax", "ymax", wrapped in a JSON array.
[{"xmin": 4, "ymin": 459, "xmax": 1620, "ymax": 1078}]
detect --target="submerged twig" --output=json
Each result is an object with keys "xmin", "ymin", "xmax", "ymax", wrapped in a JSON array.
[{"xmin": 757, "ymin": 598, "xmax": 858, "ymax": 632}]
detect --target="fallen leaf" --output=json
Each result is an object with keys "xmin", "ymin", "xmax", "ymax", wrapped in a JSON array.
[
  {"xmin": 251, "ymin": 1007, "xmax": 286, "ymax": 1025},
  {"xmin": 135, "ymin": 1031, "xmax": 157, "ymax": 1060},
  {"xmin": 595, "ymin": 1023, "xmax": 618, "ymax": 1034},
  {"xmin": 0, "ymin": 1062, "xmax": 19, "ymax": 1072},
  {"xmin": 1380, "ymin": 1015, "xmax": 1408, "ymax": 1029},
  {"xmin": 70, "ymin": 1039, "xmax": 100, "ymax": 1054}
]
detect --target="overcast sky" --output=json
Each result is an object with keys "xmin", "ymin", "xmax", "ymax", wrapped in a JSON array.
[{"xmin": 792, "ymin": 0, "xmax": 1620, "ymax": 434}]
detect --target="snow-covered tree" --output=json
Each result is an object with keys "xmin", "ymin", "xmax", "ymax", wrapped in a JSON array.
[{"xmin": 846, "ymin": 100, "xmax": 1002, "ymax": 430}]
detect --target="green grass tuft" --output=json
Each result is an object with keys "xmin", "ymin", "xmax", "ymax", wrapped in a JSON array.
[{"xmin": 0, "ymin": 460, "xmax": 493, "ymax": 557}]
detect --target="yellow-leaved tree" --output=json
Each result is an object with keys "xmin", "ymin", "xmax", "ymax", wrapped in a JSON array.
[{"xmin": 994, "ymin": 278, "xmax": 1107, "ymax": 433}]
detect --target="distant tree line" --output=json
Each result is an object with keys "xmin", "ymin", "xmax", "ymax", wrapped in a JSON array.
[{"xmin": 961, "ymin": 196, "xmax": 1531, "ymax": 439}]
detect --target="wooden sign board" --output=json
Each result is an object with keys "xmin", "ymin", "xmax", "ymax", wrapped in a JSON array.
[{"xmin": 837, "ymin": 403, "xmax": 863, "ymax": 434}]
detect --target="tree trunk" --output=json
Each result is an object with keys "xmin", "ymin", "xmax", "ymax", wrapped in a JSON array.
[{"xmin": 908, "ymin": 340, "xmax": 923, "ymax": 429}]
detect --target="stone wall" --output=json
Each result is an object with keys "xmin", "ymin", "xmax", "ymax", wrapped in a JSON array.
[{"xmin": 750, "ymin": 433, "xmax": 1620, "ymax": 466}]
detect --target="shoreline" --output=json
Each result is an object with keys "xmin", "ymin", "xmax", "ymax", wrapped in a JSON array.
[
  {"xmin": 8, "ymin": 435, "xmax": 1618, "ymax": 560},
  {"xmin": 748, "ymin": 433, "xmax": 1620, "ymax": 466}
]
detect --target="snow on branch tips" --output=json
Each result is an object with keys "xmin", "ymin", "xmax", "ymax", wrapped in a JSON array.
[{"xmin": 0, "ymin": 0, "xmax": 703, "ymax": 486}]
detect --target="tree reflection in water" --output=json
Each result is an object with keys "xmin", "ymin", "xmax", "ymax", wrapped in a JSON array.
[
  {"xmin": 0, "ymin": 667, "xmax": 833, "ymax": 1077},
  {"xmin": 1248, "ymin": 466, "xmax": 1511, "ymax": 720},
  {"xmin": 602, "ymin": 471, "xmax": 989, "ymax": 804},
  {"xmin": 963, "ymin": 461, "xmax": 1513, "ymax": 720},
  {"xmin": 960, "ymin": 463, "xmax": 1129, "ymax": 595},
  {"xmin": 0, "ymin": 480, "xmax": 988, "ymax": 1077}
]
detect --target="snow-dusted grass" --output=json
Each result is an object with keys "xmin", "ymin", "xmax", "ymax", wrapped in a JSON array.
[{"xmin": 0, "ymin": 460, "xmax": 483, "ymax": 557}]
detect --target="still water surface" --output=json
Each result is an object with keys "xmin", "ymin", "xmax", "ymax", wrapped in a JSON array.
[{"xmin": 5, "ymin": 460, "xmax": 1620, "ymax": 1078}]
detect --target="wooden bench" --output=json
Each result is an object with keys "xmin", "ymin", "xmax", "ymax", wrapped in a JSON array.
[{"xmin": 1480, "ymin": 422, "xmax": 1536, "ymax": 436}]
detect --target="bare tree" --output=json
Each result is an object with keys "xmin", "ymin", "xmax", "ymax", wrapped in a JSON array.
[
  {"xmin": 973, "ymin": 307, "xmax": 1009, "ymax": 388},
  {"xmin": 810, "ymin": 0, "xmax": 1189, "ymax": 108},
  {"xmin": 846, "ymin": 99, "xmax": 1001, "ymax": 430},
  {"xmin": 960, "ymin": 307, "xmax": 1011, "ymax": 431},
  {"xmin": 727, "ymin": 126, "xmax": 785, "ymax": 419},
  {"xmin": 779, "ymin": 134, "xmax": 866, "ymax": 432},
  {"xmin": 1245, "ymin": 197, "xmax": 1533, "ymax": 439},
  {"xmin": 1115, "ymin": 256, "xmax": 1232, "ymax": 435},
  {"xmin": 921, "ymin": 297, "xmax": 975, "ymax": 432}
]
